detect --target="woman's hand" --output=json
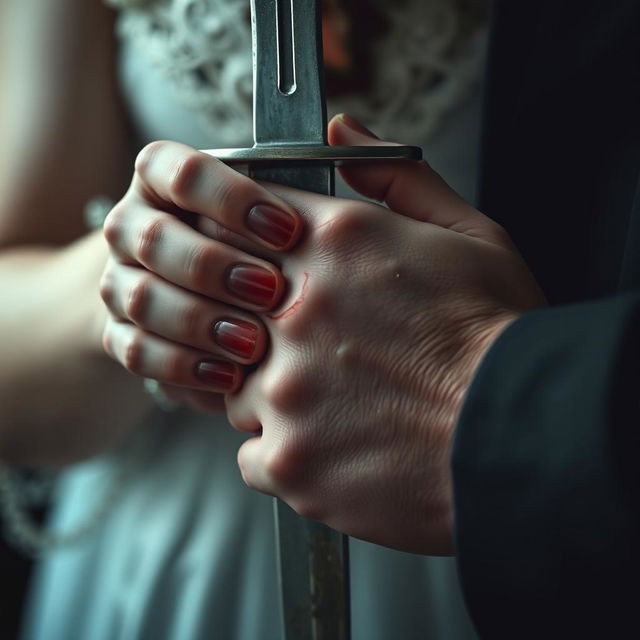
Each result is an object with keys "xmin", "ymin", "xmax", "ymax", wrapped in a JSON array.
[
  {"xmin": 222, "ymin": 115, "xmax": 546, "ymax": 554},
  {"xmin": 100, "ymin": 140, "xmax": 303, "ymax": 411}
]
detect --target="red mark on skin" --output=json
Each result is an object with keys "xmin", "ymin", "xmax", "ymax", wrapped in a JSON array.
[{"xmin": 268, "ymin": 271, "xmax": 310, "ymax": 320}]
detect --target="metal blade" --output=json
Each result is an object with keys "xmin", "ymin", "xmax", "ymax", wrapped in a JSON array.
[
  {"xmin": 251, "ymin": 0, "xmax": 325, "ymax": 147},
  {"xmin": 248, "ymin": 1, "xmax": 350, "ymax": 639},
  {"xmin": 250, "ymin": 0, "xmax": 332, "ymax": 194},
  {"xmin": 274, "ymin": 501, "xmax": 350, "ymax": 640}
]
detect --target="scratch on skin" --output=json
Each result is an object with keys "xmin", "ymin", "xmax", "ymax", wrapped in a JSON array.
[{"xmin": 268, "ymin": 271, "xmax": 310, "ymax": 320}]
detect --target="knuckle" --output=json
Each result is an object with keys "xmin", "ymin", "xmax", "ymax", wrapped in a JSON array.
[
  {"xmin": 262, "ymin": 442, "xmax": 322, "ymax": 521},
  {"xmin": 262, "ymin": 374, "xmax": 302, "ymax": 414},
  {"xmin": 136, "ymin": 217, "xmax": 165, "ymax": 264},
  {"xmin": 212, "ymin": 175, "xmax": 252, "ymax": 227},
  {"xmin": 262, "ymin": 368, "xmax": 308, "ymax": 414},
  {"xmin": 161, "ymin": 350, "xmax": 185, "ymax": 383},
  {"xmin": 226, "ymin": 406, "xmax": 256, "ymax": 433},
  {"xmin": 315, "ymin": 204, "xmax": 373, "ymax": 250},
  {"xmin": 263, "ymin": 439, "xmax": 307, "ymax": 487},
  {"xmin": 184, "ymin": 244, "xmax": 216, "ymax": 291},
  {"xmin": 178, "ymin": 301, "xmax": 204, "ymax": 342},
  {"xmin": 102, "ymin": 203, "xmax": 126, "ymax": 247},
  {"xmin": 99, "ymin": 270, "xmax": 115, "ymax": 307},
  {"xmin": 135, "ymin": 140, "xmax": 165, "ymax": 176},
  {"xmin": 226, "ymin": 408, "xmax": 242, "ymax": 431},
  {"xmin": 238, "ymin": 464, "xmax": 256, "ymax": 490},
  {"xmin": 101, "ymin": 324, "xmax": 114, "ymax": 358},
  {"xmin": 168, "ymin": 152, "xmax": 206, "ymax": 205},
  {"xmin": 123, "ymin": 330, "xmax": 145, "ymax": 376},
  {"xmin": 288, "ymin": 496, "xmax": 324, "ymax": 522},
  {"xmin": 126, "ymin": 275, "xmax": 152, "ymax": 324}
]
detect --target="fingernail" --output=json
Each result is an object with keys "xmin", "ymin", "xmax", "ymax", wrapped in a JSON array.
[
  {"xmin": 338, "ymin": 113, "xmax": 378, "ymax": 138},
  {"xmin": 227, "ymin": 264, "xmax": 278, "ymax": 306},
  {"xmin": 247, "ymin": 204, "xmax": 298, "ymax": 249},
  {"xmin": 195, "ymin": 359, "xmax": 237, "ymax": 390},
  {"xmin": 213, "ymin": 319, "xmax": 258, "ymax": 358}
]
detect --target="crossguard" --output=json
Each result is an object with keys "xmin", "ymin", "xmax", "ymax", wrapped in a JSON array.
[{"xmin": 205, "ymin": 144, "xmax": 422, "ymax": 166}]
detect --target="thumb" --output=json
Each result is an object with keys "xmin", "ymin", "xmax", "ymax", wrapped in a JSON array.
[{"xmin": 328, "ymin": 113, "xmax": 505, "ymax": 243}]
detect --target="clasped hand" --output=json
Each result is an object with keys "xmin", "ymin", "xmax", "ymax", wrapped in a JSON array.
[{"xmin": 101, "ymin": 115, "xmax": 544, "ymax": 554}]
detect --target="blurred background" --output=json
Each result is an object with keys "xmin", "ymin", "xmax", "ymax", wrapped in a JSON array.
[{"xmin": 0, "ymin": 5, "xmax": 34, "ymax": 637}]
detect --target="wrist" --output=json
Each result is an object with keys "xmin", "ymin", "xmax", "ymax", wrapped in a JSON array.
[
  {"xmin": 427, "ymin": 309, "xmax": 518, "ymax": 553},
  {"xmin": 53, "ymin": 230, "xmax": 111, "ymax": 358},
  {"xmin": 453, "ymin": 311, "xmax": 519, "ymax": 423}
]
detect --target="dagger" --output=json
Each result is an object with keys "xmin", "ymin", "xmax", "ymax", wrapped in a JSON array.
[
  {"xmin": 251, "ymin": 4, "xmax": 348, "ymax": 637},
  {"xmin": 207, "ymin": 1, "xmax": 421, "ymax": 638}
]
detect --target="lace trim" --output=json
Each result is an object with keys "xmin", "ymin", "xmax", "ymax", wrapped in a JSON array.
[
  {"xmin": 0, "ymin": 461, "xmax": 129, "ymax": 557},
  {"xmin": 105, "ymin": 0, "xmax": 489, "ymax": 145}
]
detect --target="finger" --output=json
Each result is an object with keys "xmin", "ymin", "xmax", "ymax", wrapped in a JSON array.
[
  {"xmin": 101, "ymin": 262, "xmax": 266, "ymax": 363},
  {"xmin": 328, "ymin": 113, "xmax": 508, "ymax": 244},
  {"xmin": 237, "ymin": 436, "xmax": 273, "ymax": 495},
  {"xmin": 134, "ymin": 140, "xmax": 303, "ymax": 250},
  {"xmin": 103, "ymin": 204, "xmax": 285, "ymax": 311},
  {"xmin": 196, "ymin": 217, "xmax": 282, "ymax": 265},
  {"xmin": 102, "ymin": 315, "xmax": 243, "ymax": 393}
]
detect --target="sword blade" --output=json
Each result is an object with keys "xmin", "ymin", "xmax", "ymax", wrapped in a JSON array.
[
  {"xmin": 251, "ymin": 0, "xmax": 325, "ymax": 146},
  {"xmin": 274, "ymin": 501, "xmax": 350, "ymax": 640},
  {"xmin": 251, "ymin": 0, "xmax": 332, "ymax": 194},
  {"xmin": 248, "ymin": 1, "xmax": 350, "ymax": 639}
]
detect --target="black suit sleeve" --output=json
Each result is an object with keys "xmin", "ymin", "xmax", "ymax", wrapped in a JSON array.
[{"xmin": 452, "ymin": 293, "xmax": 640, "ymax": 638}]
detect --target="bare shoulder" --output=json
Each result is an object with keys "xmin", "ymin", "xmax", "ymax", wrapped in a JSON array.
[{"xmin": 0, "ymin": 0, "xmax": 134, "ymax": 247}]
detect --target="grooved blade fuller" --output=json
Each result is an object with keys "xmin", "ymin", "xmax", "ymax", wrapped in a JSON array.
[{"xmin": 248, "ymin": 1, "xmax": 350, "ymax": 638}]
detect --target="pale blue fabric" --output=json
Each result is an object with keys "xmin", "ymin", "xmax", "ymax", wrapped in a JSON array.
[{"xmin": 23, "ymin": 33, "xmax": 483, "ymax": 640}]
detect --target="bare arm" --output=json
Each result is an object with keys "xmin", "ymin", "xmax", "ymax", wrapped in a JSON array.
[{"xmin": 0, "ymin": 0, "xmax": 152, "ymax": 465}]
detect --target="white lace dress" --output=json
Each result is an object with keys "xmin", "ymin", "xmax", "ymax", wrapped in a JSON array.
[{"xmin": 23, "ymin": 1, "xmax": 487, "ymax": 638}]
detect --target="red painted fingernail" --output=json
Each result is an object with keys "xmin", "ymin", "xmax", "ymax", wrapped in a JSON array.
[
  {"xmin": 247, "ymin": 204, "xmax": 298, "ymax": 248},
  {"xmin": 227, "ymin": 264, "xmax": 278, "ymax": 306},
  {"xmin": 195, "ymin": 359, "xmax": 237, "ymax": 390},
  {"xmin": 213, "ymin": 319, "xmax": 258, "ymax": 358}
]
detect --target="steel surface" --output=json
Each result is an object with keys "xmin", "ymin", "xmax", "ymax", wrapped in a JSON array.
[{"xmin": 249, "ymin": 1, "xmax": 350, "ymax": 639}]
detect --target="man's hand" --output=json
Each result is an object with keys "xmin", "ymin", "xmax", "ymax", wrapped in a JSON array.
[{"xmin": 225, "ymin": 114, "xmax": 546, "ymax": 554}]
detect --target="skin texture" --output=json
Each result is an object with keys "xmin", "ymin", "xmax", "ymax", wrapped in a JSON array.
[
  {"xmin": 0, "ymin": 0, "xmax": 298, "ymax": 463},
  {"xmin": 0, "ymin": 0, "xmax": 289, "ymax": 463},
  {"xmin": 224, "ymin": 116, "xmax": 546, "ymax": 554},
  {"xmin": 100, "ymin": 139, "xmax": 304, "ymax": 404},
  {"xmin": 1, "ymin": 0, "xmax": 543, "ymax": 555},
  {"xmin": 103, "ymin": 115, "xmax": 545, "ymax": 553}
]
